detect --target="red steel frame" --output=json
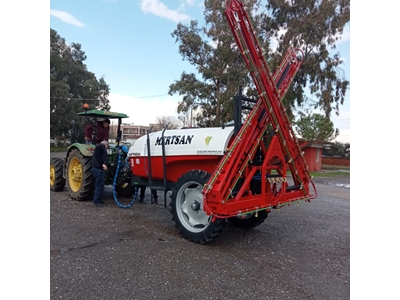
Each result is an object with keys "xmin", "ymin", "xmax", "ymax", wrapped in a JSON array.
[{"xmin": 203, "ymin": 0, "xmax": 317, "ymax": 218}]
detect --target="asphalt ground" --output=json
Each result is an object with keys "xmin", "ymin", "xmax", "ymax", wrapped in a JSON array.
[{"xmin": 49, "ymin": 152, "xmax": 350, "ymax": 300}]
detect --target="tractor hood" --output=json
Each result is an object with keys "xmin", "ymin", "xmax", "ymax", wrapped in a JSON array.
[{"xmin": 128, "ymin": 127, "xmax": 235, "ymax": 157}]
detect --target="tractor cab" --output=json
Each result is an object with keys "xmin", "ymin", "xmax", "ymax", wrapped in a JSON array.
[
  {"xmin": 77, "ymin": 108, "xmax": 129, "ymax": 144},
  {"xmin": 72, "ymin": 107, "xmax": 129, "ymax": 158}
]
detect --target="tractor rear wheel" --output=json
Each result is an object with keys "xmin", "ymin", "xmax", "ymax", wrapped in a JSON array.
[
  {"xmin": 227, "ymin": 210, "xmax": 268, "ymax": 228},
  {"xmin": 50, "ymin": 157, "xmax": 65, "ymax": 191},
  {"xmin": 170, "ymin": 170, "xmax": 225, "ymax": 244},
  {"xmin": 66, "ymin": 148, "xmax": 94, "ymax": 201}
]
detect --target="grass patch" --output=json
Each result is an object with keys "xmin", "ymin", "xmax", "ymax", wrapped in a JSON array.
[
  {"xmin": 265, "ymin": 169, "xmax": 349, "ymax": 177},
  {"xmin": 321, "ymin": 164, "xmax": 350, "ymax": 171},
  {"xmin": 310, "ymin": 171, "xmax": 350, "ymax": 177}
]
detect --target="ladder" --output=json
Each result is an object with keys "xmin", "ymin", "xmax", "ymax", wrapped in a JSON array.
[{"xmin": 203, "ymin": 0, "xmax": 317, "ymax": 217}]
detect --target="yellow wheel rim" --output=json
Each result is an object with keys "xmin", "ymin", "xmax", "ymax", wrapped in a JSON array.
[
  {"xmin": 68, "ymin": 157, "xmax": 82, "ymax": 192},
  {"xmin": 50, "ymin": 165, "xmax": 55, "ymax": 186}
]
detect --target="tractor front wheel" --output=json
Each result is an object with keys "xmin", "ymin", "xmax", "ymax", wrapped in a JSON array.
[
  {"xmin": 116, "ymin": 182, "xmax": 135, "ymax": 198},
  {"xmin": 170, "ymin": 170, "xmax": 225, "ymax": 244},
  {"xmin": 50, "ymin": 157, "xmax": 65, "ymax": 191},
  {"xmin": 66, "ymin": 148, "xmax": 94, "ymax": 201}
]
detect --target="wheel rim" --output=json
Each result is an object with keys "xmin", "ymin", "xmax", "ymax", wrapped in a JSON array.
[
  {"xmin": 68, "ymin": 157, "xmax": 82, "ymax": 192},
  {"xmin": 176, "ymin": 180, "xmax": 211, "ymax": 233},
  {"xmin": 50, "ymin": 165, "xmax": 55, "ymax": 186}
]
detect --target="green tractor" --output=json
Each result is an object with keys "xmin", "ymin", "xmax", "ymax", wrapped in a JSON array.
[{"xmin": 50, "ymin": 108, "xmax": 136, "ymax": 203}]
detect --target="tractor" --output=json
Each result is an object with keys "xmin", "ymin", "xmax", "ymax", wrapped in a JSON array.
[{"xmin": 50, "ymin": 108, "xmax": 136, "ymax": 203}]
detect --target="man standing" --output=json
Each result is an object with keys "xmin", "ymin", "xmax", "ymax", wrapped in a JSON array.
[{"xmin": 92, "ymin": 140, "xmax": 111, "ymax": 207}]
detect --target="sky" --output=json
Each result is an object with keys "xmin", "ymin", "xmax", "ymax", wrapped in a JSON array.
[{"xmin": 49, "ymin": 0, "xmax": 350, "ymax": 143}]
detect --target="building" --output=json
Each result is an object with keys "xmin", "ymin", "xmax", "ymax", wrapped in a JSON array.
[
  {"xmin": 298, "ymin": 140, "xmax": 324, "ymax": 172},
  {"xmin": 109, "ymin": 123, "xmax": 164, "ymax": 144}
]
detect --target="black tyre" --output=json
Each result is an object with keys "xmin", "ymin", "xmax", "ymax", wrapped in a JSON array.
[
  {"xmin": 170, "ymin": 170, "xmax": 225, "ymax": 244},
  {"xmin": 227, "ymin": 210, "xmax": 268, "ymax": 228},
  {"xmin": 116, "ymin": 182, "xmax": 135, "ymax": 197},
  {"xmin": 65, "ymin": 148, "xmax": 94, "ymax": 201},
  {"xmin": 50, "ymin": 157, "xmax": 65, "ymax": 191}
]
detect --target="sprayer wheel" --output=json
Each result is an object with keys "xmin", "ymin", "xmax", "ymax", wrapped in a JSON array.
[
  {"xmin": 227, "ymin": 210, "xmax": 268, "ymax": 228},
  {"xmin": 170, "ymin": 170, "xmax": 225, "ymax": 244}
]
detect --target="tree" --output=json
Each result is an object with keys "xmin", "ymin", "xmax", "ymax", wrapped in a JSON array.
[
  {"xmin": 323, "ymin": 141, "xmax": 350, "ymax": 157},
  {"xmin": 169, "ymin": 0, "xmax": 262, "ymax": 127},
  {"xmin": 169, "ymin": 0, "xmax": 349, "ymax": 126},
  {"xmin": 50, "ymin": 28, "xmax": 111, "ymax": 141},
  {"xmin": 154, "ymin": 115, "xmax": 180, "ymax": 130},
  {"xmin": 177, "ymin": 109, "xmax": 200, "ymax": 128},
  {"xmin": 259, "ymin": 0, "xmax": 349, "ymax": 118},
  {"xmin": 293, "ymin": 113, "xmax": 338, "ymax": 142}
]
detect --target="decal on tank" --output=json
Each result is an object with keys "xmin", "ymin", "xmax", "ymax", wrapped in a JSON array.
[
  {"xmin": 197, "ymin": 150, "xmax": 223, "ymax": 154},
  {"xmin": 155, "ymin": 135, "xmax": 194, "ymax": 146},
  {"xmin": 129, "ymin": 152, "xmax": 141, "ymax": 156}
]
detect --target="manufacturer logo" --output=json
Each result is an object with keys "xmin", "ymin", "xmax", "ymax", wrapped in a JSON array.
[{"xmin": 155, "ymin": 135, "xmax": 194, "ymax": 145}]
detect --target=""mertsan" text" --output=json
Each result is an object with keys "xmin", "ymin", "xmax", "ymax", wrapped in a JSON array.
[{"xmin": 155, "ymin": 135, "xmax": 194, "ymax": 145}]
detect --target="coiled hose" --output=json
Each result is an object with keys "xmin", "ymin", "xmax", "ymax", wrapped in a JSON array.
[{"xmin": 112, "ymin": 147, "xmax": 138, "ymax": 208}]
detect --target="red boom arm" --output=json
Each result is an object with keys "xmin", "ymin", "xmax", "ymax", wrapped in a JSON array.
[{"xmin": 203, "ymin": 0, "xmax": 317, "ymax": 218}]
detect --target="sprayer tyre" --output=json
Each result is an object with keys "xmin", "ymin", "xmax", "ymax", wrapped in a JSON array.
[
  {"xmin": 170, "ymin": 170, "xmax": 225, "ymax": 244},
  {"xmin": 227, "ymin": 210, "xmax": 268, "ymax": 228}
]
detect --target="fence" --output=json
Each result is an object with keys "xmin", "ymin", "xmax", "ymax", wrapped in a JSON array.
[{"xmin": 321, "ymin": 156, "xmax": 350, "ymax": 167}]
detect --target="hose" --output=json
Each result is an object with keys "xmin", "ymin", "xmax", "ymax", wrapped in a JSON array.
[{"xmin": 112, "ymin": 147, "xmax": 138, "ymax": 208}]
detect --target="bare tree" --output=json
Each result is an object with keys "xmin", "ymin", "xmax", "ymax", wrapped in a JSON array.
[
  {"xmin": 178, "ymin": 108, "xmax": 203, "ymax": 128},
  {"xmin": 154, "ymin": 115, "xmax": 180, "ymax": 130}
]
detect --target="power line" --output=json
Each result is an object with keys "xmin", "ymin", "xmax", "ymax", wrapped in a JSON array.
[
  {"xmin": 133, "ymin": 94, "xmax": 169, "ymax": 99},
  {"xmin": 50, "ymin": 94, "xmax": 169, "ymax": 101},
  {"xmin": 50, "ymin": 97, "xmax": 100, "ymax": 101}
]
